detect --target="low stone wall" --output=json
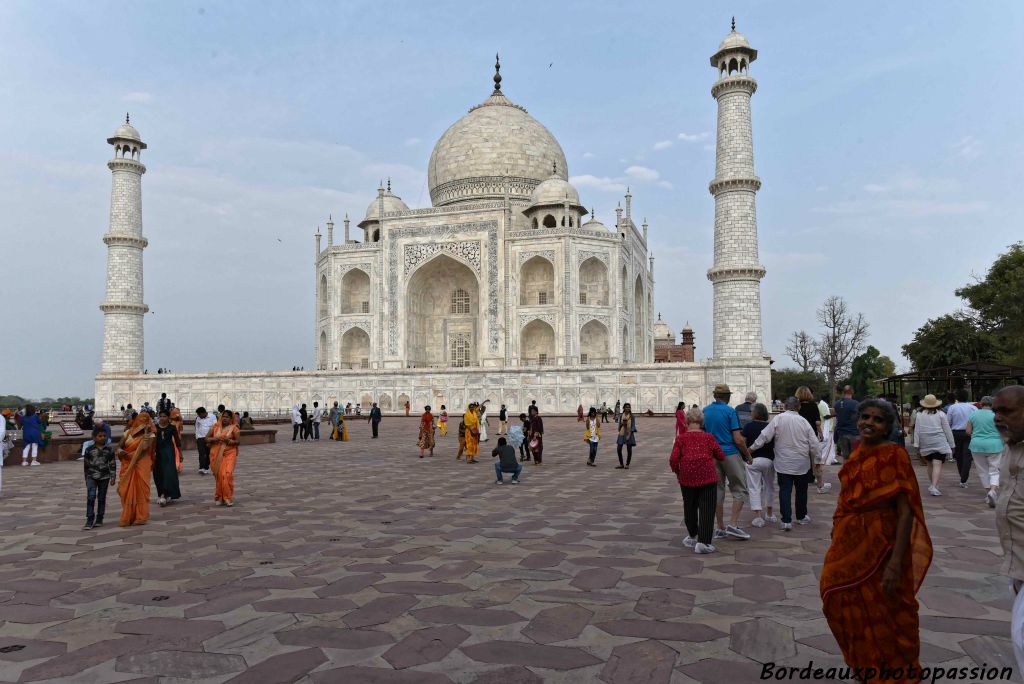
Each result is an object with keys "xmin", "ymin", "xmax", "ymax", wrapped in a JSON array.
[
  {"xmin": 95, "ymin": 359, "xmax": 772, "ymax": 416},
  {"xmin": 4, "ymin": 429, "xmax": 277, "ymax": 466}
]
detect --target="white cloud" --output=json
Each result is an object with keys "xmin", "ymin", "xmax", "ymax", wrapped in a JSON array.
[
  {"xmin": 404, "ymin": 137, "xmax": 421, "ymax": 146},
  {"xmin": 624, "ymin": 165, "xmax": 660, "ymax": 182},
  {"xmin": 652, "ymin": 140, "xmax": 673, "ymax": 151},
  {"xmin": 582, "ymin": 152, "xmax": 596, "ymax": 159},
  {"xmin": 570, "ymin": 174, "xmax": 627, "ymax": 193},
  {"xmin": 678, "ymin": 132, "xmax": 709, "ymax": 142},
  {"xmin": 952, "ymin": 135, "xmax": 981, "ymax": 160},
  {"xmin": 121, "ymin": 91, "xmax": 154, "ymax": 104}
]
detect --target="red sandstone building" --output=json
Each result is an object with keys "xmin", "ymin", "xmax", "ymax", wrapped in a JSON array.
[{"xmin": 653, "ymin": 315, "xmax": 695, "ymax": 363}]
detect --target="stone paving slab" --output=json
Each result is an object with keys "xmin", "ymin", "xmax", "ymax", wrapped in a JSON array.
[{"xmin": 0, "ymin": 416, "xmax": 1015, "ymax": 682}]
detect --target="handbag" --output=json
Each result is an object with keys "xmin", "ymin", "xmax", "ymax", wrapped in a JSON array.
[{"xmin": 529, "ymin": 437, "xmax": 540, "ymax": 450}]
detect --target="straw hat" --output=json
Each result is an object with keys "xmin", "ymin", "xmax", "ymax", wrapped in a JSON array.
[
  {"xmin": 919, "ymin": 394, "xmax": 942, "ymax": 409},
  {"xmin": 713, "ymin": 383, "xmax": 732, "ymax": 395}
]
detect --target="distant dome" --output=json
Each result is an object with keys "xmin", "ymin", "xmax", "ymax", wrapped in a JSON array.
[
  {"xmin": 718, "ymin": 30, "xmax": 751, "ymax": 51},
  {"xmin": 428, "ymin": 86, "xmax": 568, "ymax": 207},
  {"xmin": 653, "ymin": 315, "xmax": 676, "ymax": 342},
  {"xmin": 582, "ymin": 208, "xmax": 607, "ymax": 231},
  {"xmin": 358, "ymin": 188, "xmax": 409, "ymax": 228}
]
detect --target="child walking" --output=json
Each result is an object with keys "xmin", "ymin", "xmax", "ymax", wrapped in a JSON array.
[
  {"xmin": 83, "ymin": 428, "xmax": 117, "ymax": 530},
  {"xmin": 584, "ymin": 407, "xmax": 601, "ymax": 466},
  {"xmin": 669, "ymin": 406, "xmax": 725, "ymax": 554}
]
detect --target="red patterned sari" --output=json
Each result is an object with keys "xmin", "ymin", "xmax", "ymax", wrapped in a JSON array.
[{"xmin": 820, "ymin": 442, "xmax": 932, "ymax": 682}]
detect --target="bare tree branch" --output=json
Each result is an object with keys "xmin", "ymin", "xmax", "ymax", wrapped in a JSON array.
[
  {"xmin": 814, "ymin": 296, "xmax": 870, "ymax": 396},
  {"xmin": 785, "ymin": 330, "xmax": 819, "ymax": 372}
]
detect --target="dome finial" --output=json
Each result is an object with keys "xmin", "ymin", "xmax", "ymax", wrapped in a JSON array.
[
  {"xmin": 387, "ymin": 177, "xmax": 392, "ymax": 192},
  {"xmin": 731, "ymin": 16, "xmax": 736, "ymax": 32},
  {"xmin": 552, "ymin": 160, "xmax": 557, "ymax": 176},
  {"xmin": 493, "ymin": 53, "xmax": 502, "ymax": 92},
  {"xmin": 126, "ymin": 112, "xmax": 130, "ymax": 124}
]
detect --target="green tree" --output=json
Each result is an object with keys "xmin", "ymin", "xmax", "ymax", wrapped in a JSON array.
[
  {"xmin": 901, "ymin": 312, "xmax": 999, "ymax": 371},
  {"xmin": 848, "ymin": 346, "xmax": 897, "ymax": 398},
  {"xmin": 770, "ymin": 368, "xmax": 830, "ymax": 401},
  {"xmin": 956, "ymin": 242, "xmax": 1024, "ymax": 365}
]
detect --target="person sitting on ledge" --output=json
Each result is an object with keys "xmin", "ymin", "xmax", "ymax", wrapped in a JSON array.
[{"xmin": 492, "ymin": 437, "xmax": 522, "ymax": 484}]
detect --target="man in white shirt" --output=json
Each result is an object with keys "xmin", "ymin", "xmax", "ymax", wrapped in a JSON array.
[
  {"xmin": 291, "ymin": 404, "xmax": 301, "ymax": 441},
  {"xmin": 312, "ymin": 402, "xmax": 323, "ymax": 440},
  {"xmin": 993, "ymin": 386, "xmax": 1024, "ymax": 678},
  {"xmin": 946, "ymin": 389, "xmax": 978, "ymax": 488},
  {"xmin": 194, "ymin": 407, "xmax": 218, "ymax": 475},
  {"xmin": 749, "ymin": 397, "xmax": 819, "ymax": 531}
]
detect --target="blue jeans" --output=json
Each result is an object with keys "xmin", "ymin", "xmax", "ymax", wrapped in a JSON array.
[
  {"xmin": 86, "ymin": 478, "xmax": 109, "ymax": 525},
  {"xmin": 588, "ymin": 440, "xmax": 598, "ymax": 463},
  {"xmin": 776, "ymin": 472, "xmax": 809, "ymax": 524},
  {"xmin": 495, "ymin": 462, "xmax": 522, "ymax": 482}
]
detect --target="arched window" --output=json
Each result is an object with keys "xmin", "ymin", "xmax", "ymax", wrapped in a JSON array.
[
  {"xmin": 740, "ymin": 58, "xmax": 748, "ymax": 74},
  {"xmin": 543, "ymin": 214, "xmax": 557, "ymax": 228},
  {"xmin": 319, "ymin": 274, "xmax": 328, "ymax": 319},
  {"xmin": 729, "ymin": 57, "xmax": 738, "ymax": 75},
  {"xmin": 372, "ymin": 229, "xmax": 380, "ymax": 242},
  {"xmin": 451, "ymin": 288, "xmax": 470, "ymax": 315}
]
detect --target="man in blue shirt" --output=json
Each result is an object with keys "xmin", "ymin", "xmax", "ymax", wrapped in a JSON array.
[
  {"xmin": 833, "ymin": 386, "xmax": 860, "ymax": 463},
  {"xmin": 704, "ymin": 384, "xmax": 753, "ymax": 540},
  {"xmin": 946, "ymin": 389, "xmax": 978, "ymax": 487}
]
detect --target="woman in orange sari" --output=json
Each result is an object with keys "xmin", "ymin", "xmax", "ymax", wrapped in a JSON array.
[
  {"xmin": 168, "ymin": 407, "xmax": 184, "ymax": 472},
  {"xmin": 820, "ymin": 399, "xmax": 933, "ymax": 682},
  {"xmin": 418, "ymin": 406, "xmax": 436, "ymax": 458},
  {"xmin": 207, "ymin": 408, "xmax": 240, "ymax": 507},
  {"xmin": 116, "ymin": 412, "xmax": 156, "ymax": 526}
]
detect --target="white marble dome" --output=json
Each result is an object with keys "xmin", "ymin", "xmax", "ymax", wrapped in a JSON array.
[
  {"xmin": 428, "ymin": 91, "xmax": 568, "ymax": 207},
  {"xmin": 358, "ymin": 189, "xmax": 409, "ymax": 227},
  {"xmin": 654, "ymin": 315, "xmax": 676, "ymax": 342},
  {"xmin": 718, "ymin": 30, "xmax": 751, "ymax": 51},
  {"xmin": 527, "ymin": 174, "xmax": 580, "ymax": 209},
  {"xmin": 107, "ymin": 121, "xmax": 146, "ymax": 148}
]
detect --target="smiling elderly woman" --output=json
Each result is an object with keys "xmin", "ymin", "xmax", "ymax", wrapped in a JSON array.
[{"xmin": 820, "ymin": 398, "xmax": 933, "ymax": 682}]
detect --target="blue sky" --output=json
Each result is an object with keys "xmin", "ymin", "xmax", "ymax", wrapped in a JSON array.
[{"xmin": 1, "ymin": 1, "xmax": 1020, "ymax": 398}]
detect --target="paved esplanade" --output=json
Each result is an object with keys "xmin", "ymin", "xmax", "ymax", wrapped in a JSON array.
[{"xmin": 0, "ymin": 418, "xmax": 1014, "ymax": 682}]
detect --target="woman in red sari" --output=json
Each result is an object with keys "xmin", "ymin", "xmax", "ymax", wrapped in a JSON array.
[
  {"xmin": 418, "ymin": 406, "xmax": 436, "ymax": 458},
  {"xmin": 116, "ymin": 411, "xmax": 156, "ymax": 526},
  {"xmin": 207, "ymin": 409, "xmax": 240, "ymax": 507},
  {"xmin": 820, "ymin": 399, "xmax": 933, "ymax": 682}
]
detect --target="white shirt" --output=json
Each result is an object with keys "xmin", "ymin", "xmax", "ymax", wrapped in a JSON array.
[
  {"xmin": 312, "ymin": 407, "xmax": 323, "ymax": 422},
  {"xmin": 749, "ymin": 410, "xmax": 819, "ymax": 476},
  {"xmin": 588, "ymin": 418, "xmax": 600, "ymax": 443},
  {"xmin": 291, "ymin": 406, "xmax": 301, "ymax": 424},
  {"xmin": 817, "ymin": 400, "xmax": 831, "ymax": 421},
  {"xmin": 195, "ymin": 415, "xmax": 217, "ymax": 439},
  {"xmin": 946, "ymin": 402, "xmax": 977, "ymax": 431},
  {"xmin": 912, "ymin": 410, "xmax": 954, "ymax": 455}
]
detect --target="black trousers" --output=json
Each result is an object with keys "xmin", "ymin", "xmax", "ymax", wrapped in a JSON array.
[
  {"xmin": 196, "ymin": 437, "xmax": 211, "ymax": 470},
  {"xmin": 372, "ymin": 420, "xmax": 380, "ymax": 438},
  {"xmin": 680, "ymin": 482, "xmax": 717, "ymax": 545},
  {"xmin": 292, "ymin": 424, "xmax": 300, "ymax": 441},
  {"xmin": 617, "ymin": 443, "xmax": 633, "ymax": 467},
  {"xmin": 953, "ymin": 429, "xmax": 973, "ymax": 484}
]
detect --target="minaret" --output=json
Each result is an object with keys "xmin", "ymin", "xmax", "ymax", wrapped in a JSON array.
[
  {"xmin": 326, "ymin": 214, "xmax": 334, "ymax": 246},
  {"xmin": 708, "ymin": 20, "xmax": 766, "ymax": 359},
  {"xmin": 100, "ymin": 115, "xmax": 149, "ymax": 375}
]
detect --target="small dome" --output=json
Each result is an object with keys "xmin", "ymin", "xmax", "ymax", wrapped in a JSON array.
[
  {"xmin": 653, "ymin": 314, "xmax": 676, "ymax": 342},
  {"xmin": 358, "ymin": 188, "xmax": 409, "ymax": 228},
  {"xmin": 107, "ymin": 119, "xmax": 146, "ymax": 148},
  {"xmin": 527, "ymin": 174, "xmax": 580, "ymax": 209},
  {"xmin": 582, "ymin": 208, "xmax": 607, "ymax": 231},
  {"xmin": 718, "ymin": 30, "xmax": 750, "ymax": 51}
]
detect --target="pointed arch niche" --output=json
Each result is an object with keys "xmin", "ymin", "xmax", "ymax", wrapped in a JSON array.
[
  {"xmin": 580, "ymin": 319, "xmax": 609, "ymax": 365},
  {"xmin": 340, "ymin": 327, "xmax": 370, "ymax": 369},
  {"xmin": 521, "ymin": 319, "xmax": 556, "ymax": 366},
  {"xmin": 406, "ymin": 254, "xmax": 479, "ymax": 368},
  {"xmin": 520, "ymin": 255, "xmax": 555, "ymax": 306},
  {"xmin": 341, "ymin": 268, "xmax": 371, "ymax": 314},
  {"xmin": 579, "ymin": 257, "xmax": 609, "ymax": 306}
]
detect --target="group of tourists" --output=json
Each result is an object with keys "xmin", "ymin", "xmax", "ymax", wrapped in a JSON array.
[
  {"xmin": 292, "ymin": 401, "xmax": 383, "ymax": 441},
  {"xmin": 80, "ymin": 403, "xmax": 240, "ymax": 530}
]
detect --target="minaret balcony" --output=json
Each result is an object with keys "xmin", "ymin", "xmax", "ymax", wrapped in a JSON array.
[
  {"xmin": 99, "ymin": 302, "xmax": 149, "ymax": 314},
  {"xmin": 708, "ymin": 177, "xmax": 761, "ymax": 195},
  {"xmin": 103, "ymin": 234, "xmax": 149, "ymax": 248},
  {"xmin": 107, "ymin": 159, "xmax": 147, "ymax": 173},
  {"xmin": 711, "ymin": 76, "xmax": 757, "ymax": 98},
  {"xmin": 706, "ymin": 265, "xmax": 766, "ymax": 283}
]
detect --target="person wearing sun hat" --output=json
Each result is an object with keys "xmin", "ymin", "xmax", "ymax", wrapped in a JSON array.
[
  {"xmin": 703, "ymin": 383, "xmax": 754, "ymax": 540},
  {"xmin": 913, "ymin": 394, "xmax": 955, "ymax": 496}
]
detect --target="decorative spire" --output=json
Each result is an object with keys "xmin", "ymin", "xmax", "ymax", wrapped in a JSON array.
[
  {"xmin": 126, "ymin": 112, "xmax": 130, "ymax": 124},
  {"xmin": 552, "ymin": 160, "xmax": 557, "ymax": 176},
  {"xmin": 731, "ymin": 16, "xmax": 736, "ymax": 32},
  {"xmin": 386, "ymin": 177, "xmax": 392, "ymax": 192},
  {"xmin": 493, "ymin": 53, "xmax": 502, "ymax": 92}
]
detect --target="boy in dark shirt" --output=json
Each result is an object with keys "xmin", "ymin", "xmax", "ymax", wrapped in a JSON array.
[
  {"xmin": 492, "ymin": 437, "xmax": 522, "ymax": 484},
  {"xmin": 83, "ymin": 428, "xmax": 117, "ymax": 530}
]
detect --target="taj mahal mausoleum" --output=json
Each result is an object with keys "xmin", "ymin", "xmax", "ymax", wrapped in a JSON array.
[{"xmin": 94, "ymin": 26, "xmax": 772, "ymax": 414}]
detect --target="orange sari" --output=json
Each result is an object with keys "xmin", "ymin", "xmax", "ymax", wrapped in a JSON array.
[
  {"xmin": 209, "ymin": 422, "xmax": 239, "ymax": 503},
  {"xmin": 820, "ymin": 442, "xmax": 932, "ymax": 681},
  {"xmin": 168, "ymin": 408, "xmax": 184, "ymax": 473},
  {"xmin": 117, "ymin": 414, "xmax": 155, "ymax": 527}
]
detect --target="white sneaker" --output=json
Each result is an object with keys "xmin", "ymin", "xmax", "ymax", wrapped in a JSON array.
[
  {"xmin": 959, "ymin": 482, "xmax": 968, "ymax": 488},
  {"xmin": 682, "ymin": 536, "xmax": 696, "ymax": 548},
  {"xmin": 30, "ymin": 460, "xmax": 41, "ymax": 467},
  {"xmin": 928, "ymin": 485, "xmax": 941, "ymax": 496},
  {"xmin": 797, "ymin": 516, "xmax": 811, "ymax": 525},
  {"xmin": 767, "ymin": 515, "xmax": 779, "ymax": 524},
  {"xmin": 694, "ymin": 542, "xmax": 716, "ymax": 554},
  {"xmin": 751, "ymin": 517, "xmax": 766, "ymax": 528},
  {"xmin": 712, "ymin": 528, "xmax": 728, "ymax": 540},
  {"xmin": 817, "ymin": 483, "xmax": 832, "ymax": 493},
  {"xmin": 725, "ymin": 525, "xmax": 751, "ymax": 540},
  {"xmin": 21, "ymin": 460, "xmax": 28, "ymax": 467},
  {"xmin": 986, "ymin": 490, "xmax": 997, "ymax": 508},
  {"xmin": 780, "ymin": 522, "xmax": 793, "ymax": 531}
]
